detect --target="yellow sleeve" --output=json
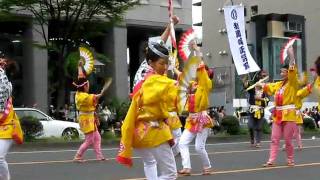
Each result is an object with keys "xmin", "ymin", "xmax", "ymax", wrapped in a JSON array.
[
  {"xmin": 297, "ymin": 84, "xmax": 312, "ymax": 99},
  {"xmin": 118, "ymin": 97, "xmax": 138, "ymax": 162},
  {"xmin": 263, "ymin": 82, "xmax": 279, "ymax": 96},
  {"xmin": 197, "ymin": 66, "xmax": 213, "ymax": 92},
  {"xmin": 288, "ymin": 66, "xmax": 299, "ymax": 87}
]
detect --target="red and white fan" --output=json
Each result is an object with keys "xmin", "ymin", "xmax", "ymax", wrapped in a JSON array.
[
  {"xmin": 178, "ymin": 28, "xmax": 197, "ymax": 61},
  {"xmin": 178, "ymin": 56, "xmax": 201, "ymax": 113},
  {"xmin": 280, "ymin": 36, "xmax": 299, "ymax": 64}
]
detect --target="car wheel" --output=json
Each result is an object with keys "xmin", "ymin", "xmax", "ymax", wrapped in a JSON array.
[{"xmin": 62, "ymin": 128, "xmax": 79, "ymax": 141}]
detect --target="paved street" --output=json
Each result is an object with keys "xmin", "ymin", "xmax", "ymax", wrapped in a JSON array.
[{"xmin": 8, "ymin": 137, "xmax": 320, "ymax": 180}]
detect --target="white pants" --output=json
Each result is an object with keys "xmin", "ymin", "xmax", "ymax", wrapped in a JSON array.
[
  {"xmin": 171, "ymin": 128, "xmax": 182, "ymax": 156},
  {"xmin": 0, "ymin": 139, "xmax": 12, "ymax": 180},
  {"xmin": 179, "ymin": 128, "xmax": 211, "ymax": 169},
  {"xmin": 136, "ymin": 143, "xmax": 177, "ymax": 180}
]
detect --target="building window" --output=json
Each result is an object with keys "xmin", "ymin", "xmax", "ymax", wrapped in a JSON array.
[
  {"xmin": 251, "ymin": 5, "xmax": 258, "ymax": 16},
  {"xmin": 262, "ymin": 37, "xmax": 302, "ymax": 81}
]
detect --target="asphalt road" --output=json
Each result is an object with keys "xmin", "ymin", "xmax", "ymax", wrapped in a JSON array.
[{"xmin": 8, "ymin": 137, "xmax": 320, "ymax": 180}]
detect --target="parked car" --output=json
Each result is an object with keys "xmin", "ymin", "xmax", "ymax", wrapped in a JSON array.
[{"xmin": 14, "ymin": 108, "xmax": 84, "ymax": 140}]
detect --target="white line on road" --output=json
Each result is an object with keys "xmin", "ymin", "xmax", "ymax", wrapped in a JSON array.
[
  {"xmin": 120, "ymin": 162, "xmax": 320, "ymax": 180},
  {"xmin": 8, "ymin": 145, "xmax": 320, "ymax": 165},
  {"xmin": 9, "ymin": 138, "xmax": 319, "ymax": 154}
]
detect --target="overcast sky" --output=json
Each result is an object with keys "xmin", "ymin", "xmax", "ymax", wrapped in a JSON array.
[{"xmin": 192, "ymin": 0, "xmax": 202, "ymax": 40}]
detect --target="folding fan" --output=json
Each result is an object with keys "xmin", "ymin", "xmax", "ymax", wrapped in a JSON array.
[
  {"xmin": 178, "ymin": 56, "xmax": 201, "ymax": 113},
  {"xmin": 178, "ymin": 28, "xmax": 196, "ymax": 61},
  {"xmin": 280, "ymin": 36, "xmax": 299, "ymax": 64},
  {"xmin": 79, "ymin": 46, "xmax": 95, "ymax": 75}
]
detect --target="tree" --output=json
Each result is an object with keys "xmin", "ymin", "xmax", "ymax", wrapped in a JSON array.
[{"xmin": 0, "ymin": 0, "xmax": 139, "ymax": 107}]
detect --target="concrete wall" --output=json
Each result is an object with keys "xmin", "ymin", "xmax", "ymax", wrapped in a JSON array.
[
  {"xmin": 23, "ymin": 21, "xmax": 48, "ymax": 112},
  {"xmin": 202, "ymin": 0, "xmax": 320, "ymax": 113},
  {"xmin": 126, "ymin": 0, "xmax": 192, "ymax": 28},
  {"xmin": 102, "ymin": 0, "xmax": 192, "ymax": 100}
]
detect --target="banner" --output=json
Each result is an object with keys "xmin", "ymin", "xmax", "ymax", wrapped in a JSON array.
[{"xmin": 224, "ymin": 5, "xmax": 260, "ymax": 75}]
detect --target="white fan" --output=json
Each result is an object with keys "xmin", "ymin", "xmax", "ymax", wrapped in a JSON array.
[
  {"xmin": 79, "ymin": 46, "xmax": 94, "ymax": 75},
  {"xmin": 178, "ymin": 56, "xmax": 201, "ymax": 113},
  {"xmin": 178, "ymin": 28, "xmax": 196, "ymax": 61},
  {"xmin": 280, "ymin": 36, "xmax": 299, "ymax": 64}
]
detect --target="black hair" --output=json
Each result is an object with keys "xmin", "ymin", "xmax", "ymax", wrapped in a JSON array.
[
  {"xmin": 204, "ymin": 65, "xmax": 214, "ymax": 80},
  {"xmin": 74, "ymin": 77, "xmax": 88, "ymax": 92},
  {"xmin": 315, "ymin": 56, "xmax": 320, "ymax": 76},
  {"xmin": 281, "ymin": 59, "xmax": 289, "ymax": 70},
  {"xmin": 145, "ymin": 43, "xmax": 169, "ymax": 63}
]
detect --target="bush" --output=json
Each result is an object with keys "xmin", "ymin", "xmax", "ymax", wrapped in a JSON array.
[
  {"xmin": 262, "ymin": 119, "xmax": 271, "ymax": 134},
  {"xmin": 303, "ymin": 117, "xmax": 316, "ymax": 130},
  {"xmin": 20, "ymin": 116, "xmax": 43, "ymax": 141},
  {"xmin": 221, "ymin": 115, "xmax": 240, "ymax": 135},
  {"xmin": 108, "ymin": 97, "xmax": 131, "ymax": 122}
]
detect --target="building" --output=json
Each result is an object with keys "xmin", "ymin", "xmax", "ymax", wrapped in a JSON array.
[
  {"xmin": 201, "ymin": 0, "xmax": 320, "ymax": 113},
  {"xmin": 0, "ymin": 0, "xmax": 192, "ymax": 112}
]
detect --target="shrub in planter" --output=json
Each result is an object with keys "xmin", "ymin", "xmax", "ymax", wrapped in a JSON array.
[
  {"xmin": 262, "ymin": 119, "xmax": 271, "ymax": 134},
  {"xmin": 221, "ymin": 115, "xmax": 240, "ymax": 135},
  {"xmin": 303, "ymin": 117, "xmax": 316, "ymax": 130},
  {"xmin": 20, "ymin": 116, "xmax": 43, "ymax": 141}
]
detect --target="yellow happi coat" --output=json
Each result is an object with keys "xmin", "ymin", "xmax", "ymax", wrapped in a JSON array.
[
  {"xmin": 263, "ymin": 66, "xmax": 299, "ymax": 124},
  {"xmin": 75, "ymin": 92, "xmax": 98, "ymax": 134},
  {"xmin": 117, "ymin": 74, "xmax": 176, "ymax": 167},
  {"xmin": 295, "ymin": 84, "xmax": 313, "ymax": 124},
  {"xmin": 166, "ymin": 81, "xmax": 182, "ymax": 130},
  {"xmin": 185, "ymin": 65, "xmax": 214, "ymax": 131},
  {"xmin": 0, "ymin": 98, "xmax": 23, "ymax": 144}
]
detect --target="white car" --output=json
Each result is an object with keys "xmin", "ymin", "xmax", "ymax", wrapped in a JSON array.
[{"xmin": 14, "ymin": 108, "xmax": 84, "ymax": 140}]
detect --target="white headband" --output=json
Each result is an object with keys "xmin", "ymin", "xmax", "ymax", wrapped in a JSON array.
[{"xmin": 148, "ymin": 41, "xmax": 169, "ymax": 58}]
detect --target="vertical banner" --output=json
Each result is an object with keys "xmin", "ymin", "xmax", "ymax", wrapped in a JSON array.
[{"xmin": 224, "ymin": 5, "xmax": 260, "ymax": 75}]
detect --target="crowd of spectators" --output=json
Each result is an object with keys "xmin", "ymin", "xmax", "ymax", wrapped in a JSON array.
[{"xmin": 302, "ymin": 106, "xmax": 320, "ymax": 128}]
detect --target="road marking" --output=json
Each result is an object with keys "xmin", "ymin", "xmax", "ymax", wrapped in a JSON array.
[
  {"xmin": 9, "ymin": 138, "xmax": 320, "ymax": 154},
  {"xmin": 120, "ymin": 162, "xmax": 320, "ymax": 180},
  {"xmin": 8, "ymin": 145, "xmax": 320, "ymax": 165}
]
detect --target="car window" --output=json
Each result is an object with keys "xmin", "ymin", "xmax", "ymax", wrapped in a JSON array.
[{"xmin": 16, "ymin": 110, "xmax": 48, "ymax": 121}]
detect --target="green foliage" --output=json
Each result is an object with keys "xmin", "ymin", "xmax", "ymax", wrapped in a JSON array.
[
  {"xmin": 108, "ymin": 97, "xmax": 131, "ymax": 122},
  {"xmin": 303, "ymin": 117, "xmax": 316, "ymax": 130},
  {"xmin": 262, "ymin": 119, "xmax": 271, "ymax": 134},
  {"xmin": 64, "ymin": 49, "xmax": 110, "ymax": 78},
  {"xmin": 20, "ymin": 116, "xmax": 44, "ymax": 141},
  {"xmin": 221, "ymin": 115, "xmax": 240, "ymax": 135}
]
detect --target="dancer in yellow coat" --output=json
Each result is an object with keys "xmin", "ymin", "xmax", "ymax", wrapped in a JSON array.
[
  {"xmin": 0, "ymin": 56, "xmax": 23, "ymax": 180},
  {"xmin": 165, "ymin": 81, "xmax": 183, "ymax": 156},
  {"xmin": 295, "ymin": 84, "xmax": 313, "ymax": 149},
  {"xmin": 73, "ymin": 63, "xmax": 111, "ymax": 162},
  {"xmin": 178, "ymin": 43, "xmax": 214, "ymax": 176},
  {"xmin": 117, "ymin": 40, "xmax": 178, "ymax": 180},
  {"xmin": 261, "ymin": 46, "xmax": 298, "ymax": 167}
]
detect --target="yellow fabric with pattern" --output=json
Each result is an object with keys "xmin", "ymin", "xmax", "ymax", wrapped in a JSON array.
[
  {"xmin": 185, "ymin": 66, "xmax": 214, "ymax": 130},
  {"xmin": 0, "ymin": 105, "xmax": 22, "ymax": 140},
  {"xmin": 166, "ymin": 82, "xmax": 182, "ymax": 130},
  {"xmin": 263, "ymin": 66, "xmax": 299, "ymax": 123},
  {"xmin": 117, "ymin": 74, "xmax": 176, "ymax": 166},
  {"xmin": 75, "ymin": 92, "xmax": 97, "ymax": 134},
  {"xmin": 296, "ymin": 85, "xmax": 312, "ymax": 124}
]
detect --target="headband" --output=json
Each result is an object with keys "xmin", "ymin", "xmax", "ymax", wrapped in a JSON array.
[
  {"xmin": 148, "ymin": 41, "xmax": 169, "ymax": 59},
  {"xmin": 72, "ymin": 80, "xmax": 89, "ymax": 89}
]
